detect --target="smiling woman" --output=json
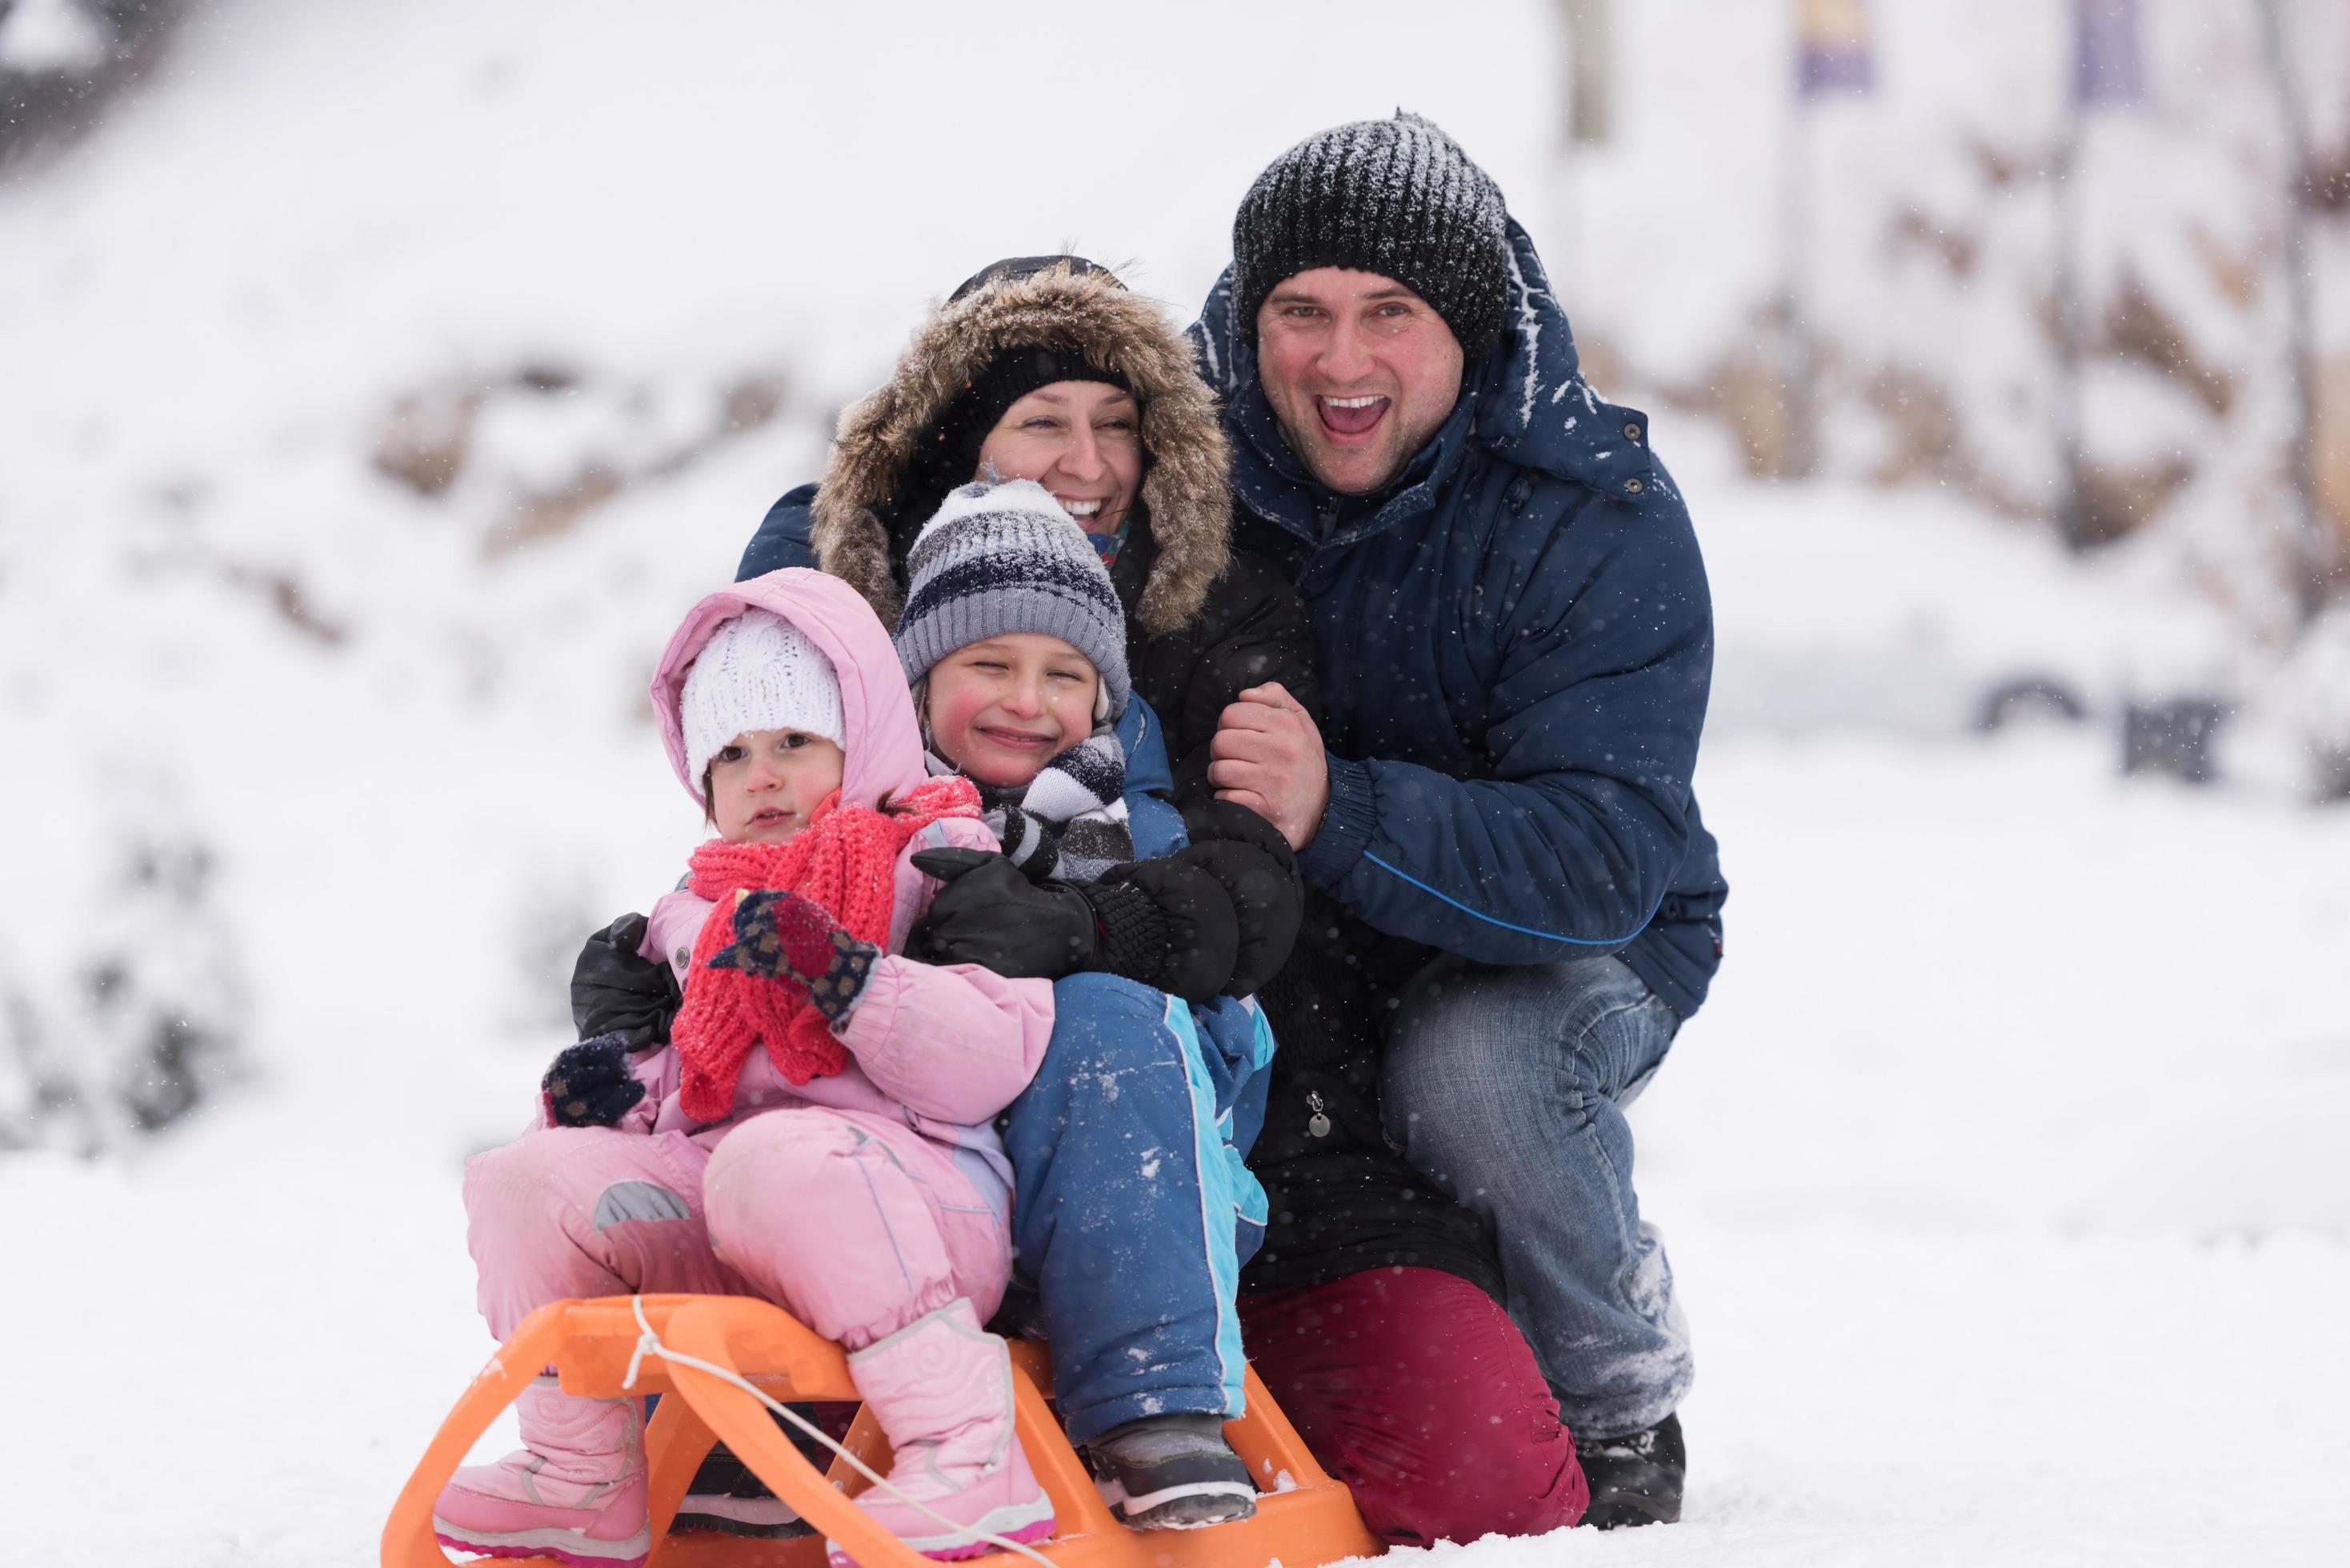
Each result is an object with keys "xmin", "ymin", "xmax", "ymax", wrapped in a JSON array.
[
  {"xmin": 976, "ymin": 381, "xmax": 1144, "ymax": 552},
  {"xmin": 741, "ymin": 254, "xmax": 1325, "ymax": 803}
]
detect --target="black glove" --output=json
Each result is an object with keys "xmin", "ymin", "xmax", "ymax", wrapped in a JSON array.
[
  {"xmin": 542, "ymin": 1033, "xmax": 647, "ymax": 1128},
  {"xmin": 911, "ymin": 847, "xmax": 1243, "ymax": 1006},
  {"xmin": 909, "ymin": 849, "xmax": 1101, "ymax": 978},
  {"xmin": 1182, "ymin": 798, "xmax": 1299, "ymax": 874},
  {"xmin": 571, "ymin": 912, "xmax": 681, "ymax": 1050},
  {"xmin": 1176, "ymin": 802, "xmax": 1303, "ymax": 998},
  {"xmin": 1084, "ymin": 857, "xmax": 1241, "ymax": 1004}
]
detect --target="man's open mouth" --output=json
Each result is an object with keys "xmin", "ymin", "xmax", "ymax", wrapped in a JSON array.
[{"xmin": 1315, "ymin": 394, "xmax": 1389, "ymax": 438}]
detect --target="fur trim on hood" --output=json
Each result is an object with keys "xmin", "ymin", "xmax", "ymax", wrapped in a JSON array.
[{"xmin": 811, "ymin": 261, "xmax": 1231, "ymax": 639}]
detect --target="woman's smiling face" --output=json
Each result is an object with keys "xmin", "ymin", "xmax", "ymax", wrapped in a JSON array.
[
  {"xmin": 924, "ymin": 633, "xmax": 1102, "ymax": 788},
  {"xmin": 975, "ymin": 381, "xmax": 1143, "ymax": 538}
]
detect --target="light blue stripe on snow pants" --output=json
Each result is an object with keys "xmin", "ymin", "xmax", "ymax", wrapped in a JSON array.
[{"xmin": 996, "ymin": 971, "xmax": 1274, "ymax": 1445}]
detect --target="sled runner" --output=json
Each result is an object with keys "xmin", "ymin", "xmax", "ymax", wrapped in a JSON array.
[{"xmin": 385, "ymin": 1294, "xmax": 1385, "ymax": 1568}]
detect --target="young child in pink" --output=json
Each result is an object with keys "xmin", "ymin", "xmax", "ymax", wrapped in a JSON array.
[{"xmin": 433, "ymin": 568, "xmax": 1059, "ymax": 1568}]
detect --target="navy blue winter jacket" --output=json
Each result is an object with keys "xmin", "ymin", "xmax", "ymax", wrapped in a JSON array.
[
  {"xmin": 1191, "ymin": 221, "xmax": 1727, "ymax": 1022},
  {"xmin": 1200, "ymin": 222, "xmax": 1725, "ymax": 1298}
]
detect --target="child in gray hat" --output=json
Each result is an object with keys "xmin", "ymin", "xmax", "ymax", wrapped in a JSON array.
[
  {"xmin": 895, "ymin": 478, "xmax": 1138, "ymax": 885},
  {"xmin": 893, "ymin": 478, "xmax": 1303, "ymax": 1528}
]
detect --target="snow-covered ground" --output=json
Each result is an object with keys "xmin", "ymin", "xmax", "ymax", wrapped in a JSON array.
[
  {"xmin": 6, "ymin": 4, "xmax": 2348, "ymax": 1566},
  {"xmin": 14, "ymin": 707, "xmax": 2349, "ymax": 1568}
]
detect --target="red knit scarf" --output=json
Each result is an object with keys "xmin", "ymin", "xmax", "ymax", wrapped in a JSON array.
[{"xmin": 670, "ymin": 775, "xmax": 980, "ymax": 1120}]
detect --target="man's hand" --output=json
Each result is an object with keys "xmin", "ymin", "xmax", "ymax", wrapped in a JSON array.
[{"xmin": 1208, "ymin": 683, "xmax": 1329, "ymax": 851}]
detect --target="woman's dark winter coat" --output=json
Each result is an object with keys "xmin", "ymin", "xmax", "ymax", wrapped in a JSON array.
[
  {"xmin": 1190, "ymin": 220, "xmax": 1730, "ymax": 1302},
  {"xmin": 737, "ymin": 262, "xmax": 1323, "ymax": 803}
]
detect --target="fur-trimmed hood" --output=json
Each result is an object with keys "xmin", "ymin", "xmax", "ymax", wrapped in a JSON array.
[{"xmin": 811, "ymin": 262, "xmax": 1231, "ymax": 640}]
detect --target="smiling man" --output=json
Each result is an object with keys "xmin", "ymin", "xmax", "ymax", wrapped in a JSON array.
[
  {"xmin": 1194, "ymin": 113, "xmax": 1728, "ymax": 1539},
  {"xmin": 1253, "ymin": 270, "xmax": 1465, "ymax": 499}
]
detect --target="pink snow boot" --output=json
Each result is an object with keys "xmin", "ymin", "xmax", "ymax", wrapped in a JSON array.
[
  {"xmin": 828, "ymin": 1299, "xmax": 1055, "ymax": 1567},
  {"xmin": 432, "ymin": 1376, "xmax": 651, "ymax": 1568}
]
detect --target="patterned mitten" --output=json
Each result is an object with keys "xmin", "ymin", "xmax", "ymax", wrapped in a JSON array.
[
  {"xmin": 707, "ymin": 889, "xmax": 880, "ymax": 1024},
  {"xmin": 542, "ymin": 1032, "xmax": 648, "ymax": 1128}
]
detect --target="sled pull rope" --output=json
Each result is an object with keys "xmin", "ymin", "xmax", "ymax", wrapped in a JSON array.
[{"xmin": 621, "ymin": 1294, "xmax": 1057, "ymax": 1568}]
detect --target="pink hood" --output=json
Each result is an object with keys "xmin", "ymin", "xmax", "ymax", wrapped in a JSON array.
[{"xmin": 651, "ymin": 568, "xmax": 926, "ymax": 809}]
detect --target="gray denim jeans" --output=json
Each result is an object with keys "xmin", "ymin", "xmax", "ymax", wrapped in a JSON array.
[{"xmin": 1382, "ymin": 953, "xmax": 1691, "ymax": 1440}]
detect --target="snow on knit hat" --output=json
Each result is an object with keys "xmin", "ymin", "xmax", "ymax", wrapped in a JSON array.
[
  {"xmin": 1232, "ymin": 110, "xmax": 1509, "ymax": 356},
  {"xmin": 894, "ymin": 479, "xmax": 1131, "ymax": 720},
  {"xmin": 679, "ymin": 607, "xmax": 846, "ymax": 796}
]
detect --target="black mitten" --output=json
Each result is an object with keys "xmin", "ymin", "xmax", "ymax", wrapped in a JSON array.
[
  {"xmin": 1083, "ymin": 858, "xmax": 1241, "ymax": 1005},
  {"xmin": 1181, "ymin": 799, "xmax": 1299, "ymax": 874},
  {"xmin": 909, "ymin": 849, "xmax": 1101, "ymax": 978},
  {"xmin": 1176, "ymin": 802, "xmax": 1303, "ymax": 998},
  {"xmin": 571, "ymin": 913, "xmax": 681, "ymax": 1050},
  {"xmin": 542, "ymin": 1033, "xmax": 647, "ymax": 1128}
]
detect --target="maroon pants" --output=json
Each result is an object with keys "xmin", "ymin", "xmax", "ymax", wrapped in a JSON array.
[{"xmin": 1239, "ymin": 1266, "xmax": 1588, "ymax": 1545}]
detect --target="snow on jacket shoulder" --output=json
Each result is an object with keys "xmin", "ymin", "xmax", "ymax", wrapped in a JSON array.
[
  {"xmin": 598, "ymin": 569, "xmax": 1055, "ymax": 1186},
  {"xmin": 736, "ymin": 260, "xmax": 1323, "ymax": 806}
]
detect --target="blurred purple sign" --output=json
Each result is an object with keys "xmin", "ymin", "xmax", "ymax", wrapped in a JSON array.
[
  {"xmin": 2074, "ymin": 0, "xmax": 2145, "ymax": 107},
  {"xmin": 1796, "ymin": 0, "xmax": 1875, "ymax": 98}
]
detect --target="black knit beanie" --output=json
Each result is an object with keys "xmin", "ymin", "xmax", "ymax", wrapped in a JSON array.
[
  {"xmin": 900, "ymin": 257, "xmax": 1135, "ymax": 538},
  {"xmin": 1232, "ymin": 111, "xmax": 1509, "ymax": 356}
]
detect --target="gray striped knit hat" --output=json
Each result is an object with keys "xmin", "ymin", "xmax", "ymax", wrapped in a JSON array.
[
  {"xmin": 1233, "ymin": 110, "xmax": 1509, "ymax": 356},
  {"xmin": 894, "ymin": 479, "xmax": 1131, "ymax": 719}
]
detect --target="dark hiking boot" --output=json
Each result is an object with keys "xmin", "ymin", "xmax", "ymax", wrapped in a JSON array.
[
  {"xmin": 1576, "ymin": 1411, "xmax": 1684, "ymax": 1529},
  {"xmin": 673, "ymin": 1437, "xmax": 816, "ymax": 1540},
  {"xmin": 1083, "ymin": 1414, "xmax": 1256, "ymax": 1530}
]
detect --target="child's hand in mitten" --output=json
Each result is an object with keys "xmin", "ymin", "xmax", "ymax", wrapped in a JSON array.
[
  {"xmin": 570, "ymin": 911, "xmax": 681, "ymax": 1049},
  {"xmin": 542, "ymin": 1033, "xmax": 648, "ymax": 1128},
  {"xmin": 707, "ymin": 889, "xmax": 879, "ymax": 1024},
  {"xmin": 909, "ymin": 848, "xmax": 1100, "ymax": 978}
]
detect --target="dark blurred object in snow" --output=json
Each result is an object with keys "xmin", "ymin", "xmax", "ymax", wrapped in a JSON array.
[
  {"xmin": 2281, "ymin": 606, "xmax": 2350, "ymax": 802},
  {"xmin": 2121, "ymin": 696, "xmax": 2230, "ymax": 785},
  {"xmin": 0, "ymin": 0, "xmax": 182, "ymax": 175},
  {"xmin": 1974, "ymin": 675, "xmax": 2090, "ymax": 734},
  {"xmin": 1, "ymin": 824, "xmax": 248, "ymax": 1154}
]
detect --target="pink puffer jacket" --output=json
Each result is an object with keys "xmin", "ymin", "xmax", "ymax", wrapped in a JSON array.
[{"xmin": 571, "ymin": 568, "xmax": 1054, "ymax": 1204}]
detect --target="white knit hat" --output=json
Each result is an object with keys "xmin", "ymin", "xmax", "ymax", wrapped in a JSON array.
[{"xmin": 679, "ymin": 608, "xmax": 845, "ymax": 795}]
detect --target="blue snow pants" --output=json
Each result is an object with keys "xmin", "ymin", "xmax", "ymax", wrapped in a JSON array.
[
  {"xmin": 999, "ymin": 976, "xmax": 1274, "ymax": 1444},
  {"xmin": 995, "ymin": 694, "xmax": 1275, "ymax": 1444}
]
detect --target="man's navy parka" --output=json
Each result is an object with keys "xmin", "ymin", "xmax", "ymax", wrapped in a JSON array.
[{"xmin": 1196, "ymin": 222, "xmax": 1728, "ymax": 1296}]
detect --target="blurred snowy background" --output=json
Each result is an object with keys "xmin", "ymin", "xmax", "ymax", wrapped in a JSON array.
[{"xmin": 2, "ymin": 1, "xmax": 2346, "ymax": 1564}]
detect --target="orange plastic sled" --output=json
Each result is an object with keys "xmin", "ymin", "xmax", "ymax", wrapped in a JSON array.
[{"xmin": 384, "ymin": 1294, "xmax": 1387, "ymax": 1568}]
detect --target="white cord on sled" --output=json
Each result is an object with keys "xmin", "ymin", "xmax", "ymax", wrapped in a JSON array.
[{"xmin": 621, "ymin": 1295, "xmax": 1057, "ymax": 1567}]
